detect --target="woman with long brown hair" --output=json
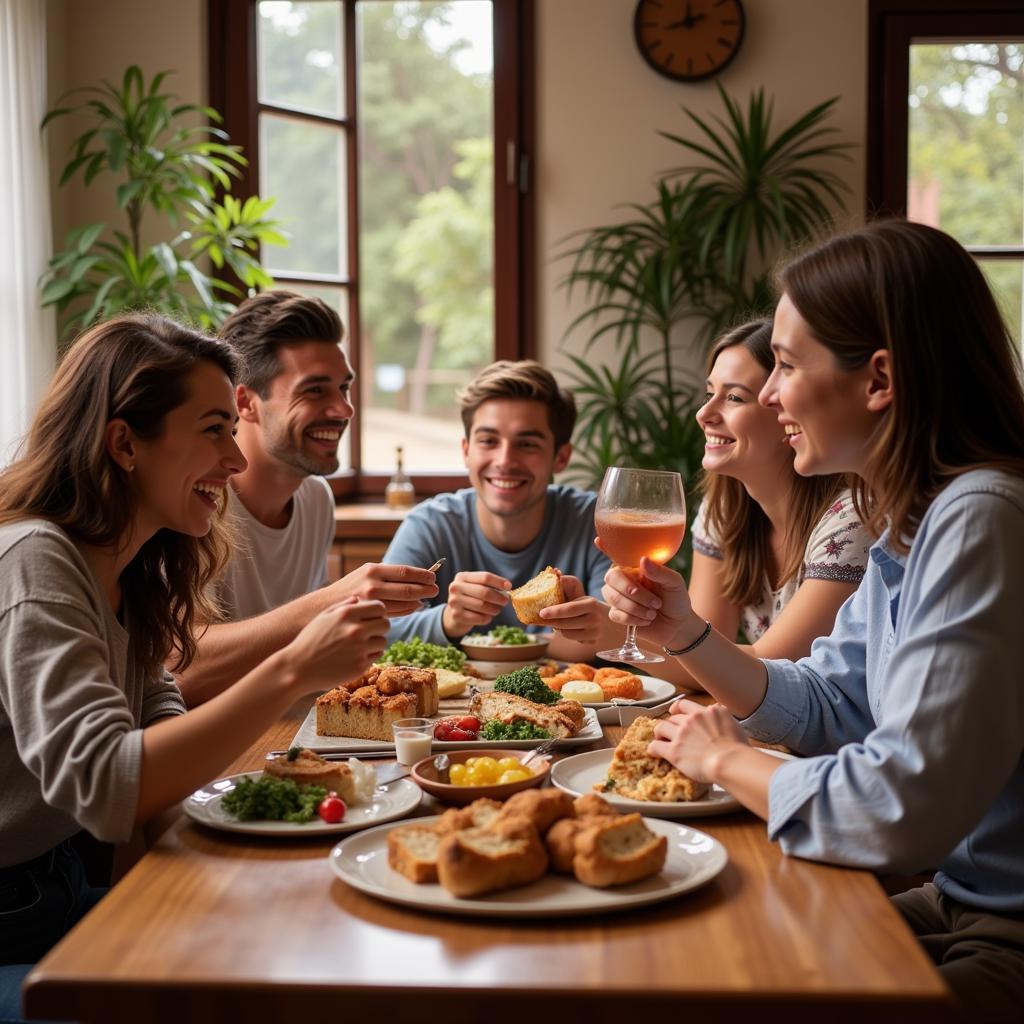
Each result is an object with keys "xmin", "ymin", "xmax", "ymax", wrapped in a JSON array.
[
  {"xmin": 689, "ymin": 319, "xmax": 870, "ymax": 659},
  {"xmin": 0, "ymin": 314, "xmax": 388, "ymax": 1016},
  {"xmin": 603, "ymin": 220, "xmax": 1024, "ymax": 1019}
]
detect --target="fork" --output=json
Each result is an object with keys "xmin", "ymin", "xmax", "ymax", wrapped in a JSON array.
[{"xmin": 521, "ymin": 736, "xmax": 557, "ymax": 767}]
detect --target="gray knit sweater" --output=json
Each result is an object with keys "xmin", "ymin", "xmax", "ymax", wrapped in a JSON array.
[{"xmin": 0, "ymin": 519, "xmax": 185, "ymax": 866}]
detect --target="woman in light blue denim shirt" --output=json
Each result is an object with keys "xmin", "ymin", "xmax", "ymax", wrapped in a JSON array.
[{"xmin": 603, "ymin": 220, "xmax": 1024, "ymax": 1021}]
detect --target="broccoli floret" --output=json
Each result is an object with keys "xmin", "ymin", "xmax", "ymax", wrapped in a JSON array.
[
  {"xmin": 480, "ymin": 720, "xmax": 551, "ymax": 741},
  {"xmin": 493, "ymin": 666, "xmax": 558, "ymax": 704}
]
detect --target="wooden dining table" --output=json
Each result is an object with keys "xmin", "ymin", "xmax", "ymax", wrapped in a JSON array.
[{"xmin": 24, "ymin": 695, "xmax": 954, "ymax": 1024}]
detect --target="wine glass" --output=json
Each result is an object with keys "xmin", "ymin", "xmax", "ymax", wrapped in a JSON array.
[{"xmin": 595, "ymin": 467, "xmax": 686, "ymax": 664}]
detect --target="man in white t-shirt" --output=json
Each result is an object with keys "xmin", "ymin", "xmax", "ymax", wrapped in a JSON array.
[{"xmin": 172, "ymin": 291, "xmax": 437, "ymax": 706}]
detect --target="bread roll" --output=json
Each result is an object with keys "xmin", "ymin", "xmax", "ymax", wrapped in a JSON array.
[
  {"xmin": 436, "ymin": 818, "xmax": 549, "ymax": 898},
  {"xmin": 499, "ymin": 788, "xmax": 574, "ymax": 836},
  {"xmin": 387, "ymin": 825, "xmax": 443, "ymax": 884},
  {"xmin": 572, "ymin": 813, "xmax": 667, "ymax": 888}
]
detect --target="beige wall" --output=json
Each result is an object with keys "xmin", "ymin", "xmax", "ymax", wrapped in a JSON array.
[
  {"xmin": 46, "ymin": 0, "xmax": 206, "ymax": 250},
  {"xmin": 536, "ymin": 0, "xmax": 868, "ymax": 374},
  {"xmin": 45, "ymin": 0, "xmax": 867, "ymax": 373}
]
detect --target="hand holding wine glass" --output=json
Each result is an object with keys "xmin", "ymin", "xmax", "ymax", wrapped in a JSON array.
[{"xmin": 594, "ymin": 467, "xmax": 686, "ymax": 664}]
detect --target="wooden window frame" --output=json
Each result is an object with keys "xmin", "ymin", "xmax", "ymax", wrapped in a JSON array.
[
  {"xmin": 208, "ymin": 0, "xmax": 536, "ymax": 499},
  {"xmin": 867, "ymin": 0, "xmax": 1024, "ymax": 267}
]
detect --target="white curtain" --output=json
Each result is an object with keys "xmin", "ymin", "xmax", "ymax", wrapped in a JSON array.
[{"xmin": 0, "ymin": 0, "xmax": 56, "ymax": 467}]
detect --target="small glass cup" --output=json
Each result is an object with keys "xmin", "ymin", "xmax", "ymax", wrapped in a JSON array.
[{"xmin": 392, "ymin": 717, "xmax": 434, "ymax": 766}]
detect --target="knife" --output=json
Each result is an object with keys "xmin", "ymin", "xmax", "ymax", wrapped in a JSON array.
[
  {"xmin": 266, "ymin": 748, "xmax": 397, "ymax": 759},
  {"xmin": 617, "ymin": 694, "xmax": 684, "ymax": 727}
]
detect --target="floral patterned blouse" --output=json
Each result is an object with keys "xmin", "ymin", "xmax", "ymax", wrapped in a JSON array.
[{"xmin": 691, "ymin": 491, "xmax": 871, "ymax": 643}]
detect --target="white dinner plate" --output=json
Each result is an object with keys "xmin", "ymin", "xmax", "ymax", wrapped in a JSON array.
[
  {"xmin": 550, "ymin": 747, "xmax": 794, "ymax": 819},
  {"xmin": 329, "ymin": 814, "xmax": 727, "ymax": 918},
  {"xmin": 183, "ymin": 771, "xmax": 421, "ymax": 836},
  {"xmin": 291, "ymin": 705, "xmax": 602, "ymax": 753}
]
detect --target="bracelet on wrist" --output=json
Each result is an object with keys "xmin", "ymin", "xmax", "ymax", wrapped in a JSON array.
[{"xmin": 663, "ymin": 619, "xmax": 712, "ymax": 657}]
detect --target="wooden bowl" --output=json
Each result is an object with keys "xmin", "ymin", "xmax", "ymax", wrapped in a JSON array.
[
  {"xmin": 411, "ymin": 749, "xmax": 550, "ymax": 806},
  {"xmin": 460, "ymin": 634, "xmax": 552, "ymax": 663}
]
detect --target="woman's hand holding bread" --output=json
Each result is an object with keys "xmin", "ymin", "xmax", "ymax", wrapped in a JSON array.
[
  {"xmin": 442, "ymin": 571, "xmax": 511, "ymax": 638},
  {"xmin": 281, "ymin": 597, "xmax": 390, "ymax": 695}
]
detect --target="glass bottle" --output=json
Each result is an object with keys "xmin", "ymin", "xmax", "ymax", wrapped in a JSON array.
[{"xmin": 384, "ymin": 445, "xmax": 416, "ymax": 509}]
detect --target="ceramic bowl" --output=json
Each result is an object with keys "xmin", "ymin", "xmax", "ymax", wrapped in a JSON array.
[
  {"xmin": 460, "ymin": 634, "xmax": 552, "ymax": 663},
  {"xmin": 411, "ymin": 748, "xmax": 550, "ymax": 806}
]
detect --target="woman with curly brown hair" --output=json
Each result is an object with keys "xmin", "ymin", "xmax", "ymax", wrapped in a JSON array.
[{"xmin": 0, "ymin": 314, "xmax": 388, "ymax": 1017}]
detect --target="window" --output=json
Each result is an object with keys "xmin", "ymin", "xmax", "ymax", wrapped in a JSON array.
[
  {"xmin": 209, "ymin": 0, "xmax": 534, "ymax": 496},
  {"xmin": 868, "ymin": 1, "xmax": 1024, "ymax": 345}
]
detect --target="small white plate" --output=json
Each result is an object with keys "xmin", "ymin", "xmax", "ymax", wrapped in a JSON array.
[
  {"xmin": 291, "ymin": 705, "xmax": 603, "ymax": 753},
  {"xmin": 550, "ymin": 747, "xmax": 794, "ymax": 819},
  {"xmin": 329, "ymin": 815, "xmax": 727, "ymax": 918},
  {"xmin": 183, "ymin": 772, "xmax": 421, "ymax": 836}
]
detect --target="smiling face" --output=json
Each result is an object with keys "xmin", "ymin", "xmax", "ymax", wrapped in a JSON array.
[
  {"xmin": 696, "ymin": 344, "xmax": 793, "ymax": 486},
  {"xmin": 462, "ymin": 399, "xmax": 571, "ymax": 525},
  {"xmin": 247, "ymin": 341, "xmax": 354, "ymax": 477},
  {"xmin": 760, "ymin": 293, "xmax": 881, "ymax": 478},
  {"xmin": 130, "ymin": 360, "xmax": 247, "ymax": 538}
]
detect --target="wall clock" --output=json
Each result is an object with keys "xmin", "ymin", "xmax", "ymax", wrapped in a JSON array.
[{"xmin": 634, "ymin": 0, "xmax": 746, "ymax": 82}]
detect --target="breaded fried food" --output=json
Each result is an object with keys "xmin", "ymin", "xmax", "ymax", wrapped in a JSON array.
[
  {"xmin": 595, "ymin": 671, "xmax": 644, "ymax": 701},
  {"xmin": 374, "ymin": 664, "xmax": 439, "ymax": 715},
  {"xmin": 573, "ymin": 793, "xmax": 616, "ymax": 818},
  {"xmin": 551, "ymin": 700, "xmax": 587, "ymax": 731},
  {"xmin": 596, "ymin": 716, "xmax": 710, "ymax": 802},
  {"xmin": 535, "ymin": 659, "xmax": 561, "ymax": 679},
  {"xmin": 499, "ymin": 788, "xmax": 574, "ymax": 835}
]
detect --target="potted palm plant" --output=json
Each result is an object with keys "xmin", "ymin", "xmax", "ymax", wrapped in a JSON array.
[
  {"xmin": 41, "ymin": 66, "xmax": 285, "ymax": 341},
  {"xmin": 558, "ymin": 86, "xmax": 852, "ymax": 568}
]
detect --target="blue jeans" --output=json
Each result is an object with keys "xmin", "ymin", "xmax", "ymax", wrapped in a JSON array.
[{"xmin": 0, "ymin": 840, "xmax": 106, "ymax": 1024}]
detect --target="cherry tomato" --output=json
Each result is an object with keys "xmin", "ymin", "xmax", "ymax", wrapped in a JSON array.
[
  {"xmin": 318, "ymin": 793, "xmax": 347, "ymax": 824},
  {"xmin": 455, "ymin": 716, "xmax": 481, "ymax": 733},
  {"xmin": 433, "ymin": 720, "xmax": 454, "ymax": 740},
  {"xmin": 446, "ymin": 727, "xmax": 477, "ymax": 742}
]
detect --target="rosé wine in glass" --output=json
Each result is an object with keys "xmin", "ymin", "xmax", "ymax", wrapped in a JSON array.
[{"xmin": 595, "ymin": 467, "xmax": 686, "ymax": 665}]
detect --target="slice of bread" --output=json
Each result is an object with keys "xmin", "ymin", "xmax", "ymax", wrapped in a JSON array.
[
  {"xmin": 263, "ymin": 748, "xmax": 357, "ymax": 803},
  {"xmin": 469, "ymin": 691, "xmax": 576, "ymax": 738},
  {"xmin": 597, "ymin": 716, "xmax": 710, "ymax": 802},
  {"xmin": 510, "ymin": 567, "xmax": 564, "ymax": 625},
  {"xmin": 436, "ymin": 819, "xmax": 549, "ymax": 898},
  {"xmin": 572, "ymin": 813, "xmax": 667, "ymax": 888},
  {"xmin": 387, "ymin": 825, "xmax": 443, "ymax": 884},
  {"xmin": 435, "ymin": 798, "xmax": 503, "ymax": 835},
  {"xmin": 499, "ymin": 788, "xmax": 574, "ymax": 836}
]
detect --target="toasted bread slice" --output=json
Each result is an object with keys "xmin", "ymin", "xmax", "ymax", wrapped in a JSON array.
[
  {"xmin": 387, "ymin": 825, "xmax": 443, "ymax": 884},
  {"xmin": 510, "ymin": 567, "xmax": 564, "ymax": 625},
  {"xmin": 572, "ymin": 813, "xmax": 667, "ymax": 888},
  {"xmin": 597, "ymin": 716, "xmax": 710, "ymax": 802},
  {"xmin": 469, "ymin": 691, "xmax": 576, "ymax": 738},
  {"xmin": 436, "ymin": 819, "xmax": 549, "ymax": 898}
]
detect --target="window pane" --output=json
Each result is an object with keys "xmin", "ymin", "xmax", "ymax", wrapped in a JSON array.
[
  {"xmin": 257, "ymin": 1, "xmax": 344, "ymax": 117},
  {"xmin": 979, "ymin": 259, "xmax": 1024, "ymax": 349},
  {"xmin": 908, "ymin": 43, "xmax": 1023, "ymax": 246},
  {"xmin": 356, "ymin": 1, "xmax": 494, "ymax": 473},
  {"xmin": 259, "ymin": 113, "xmax": 346, "ymax": 278}
]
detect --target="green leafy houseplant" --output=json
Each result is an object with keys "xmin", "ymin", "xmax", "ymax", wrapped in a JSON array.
[
  {"xmin": 41, "ymin": 66, "xmax": 286, "ymax": 340},
  {"xmin": 559, "ymin": 86, "xmax": 852, "ymax": 566}
]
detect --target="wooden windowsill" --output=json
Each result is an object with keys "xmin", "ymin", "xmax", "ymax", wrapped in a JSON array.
[{"xmin": 333, "ymin": 501, "xmax": 414, "ymax": 540}]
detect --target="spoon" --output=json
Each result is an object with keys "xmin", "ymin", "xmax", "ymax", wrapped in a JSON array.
[{"xmin": 433, "ymin": 752, "xmax": 451, "ymax": 783}]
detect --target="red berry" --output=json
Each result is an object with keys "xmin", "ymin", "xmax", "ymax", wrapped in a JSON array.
[{"xmin": 318, "ymin": 793, "xmax": 346, "ymax": 824}]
